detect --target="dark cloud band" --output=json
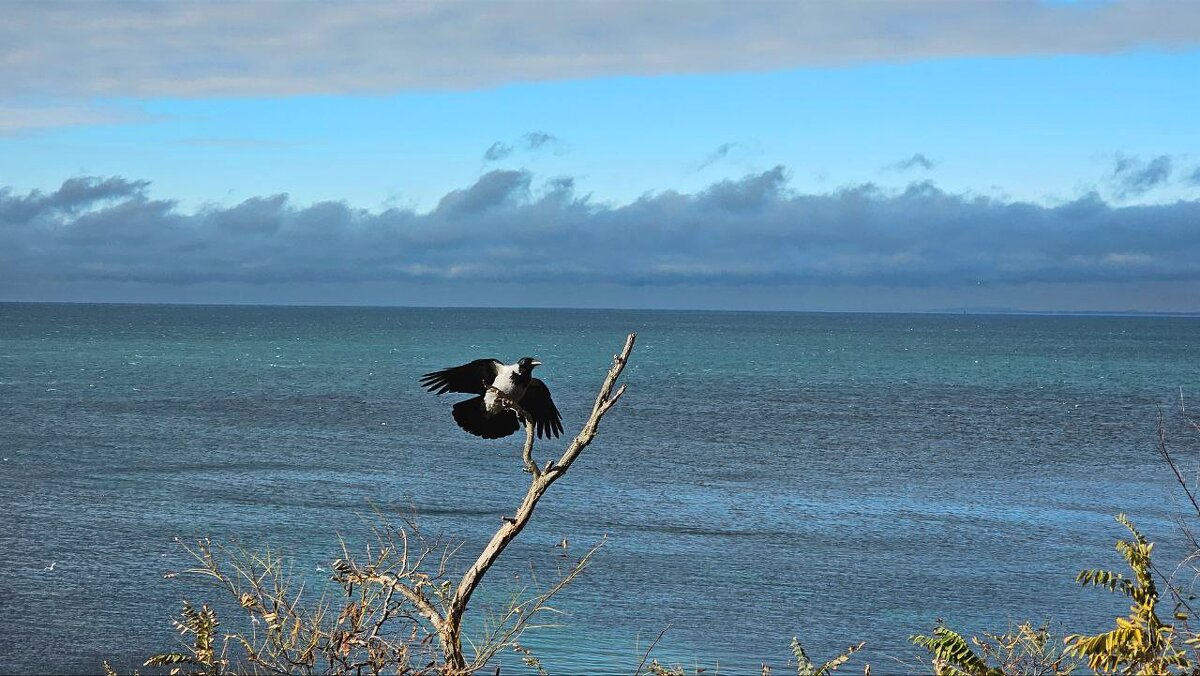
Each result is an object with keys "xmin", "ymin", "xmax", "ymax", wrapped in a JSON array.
[{"xmin": 2, "ymin": 171, "xmax": 1199, "ymax": 291}]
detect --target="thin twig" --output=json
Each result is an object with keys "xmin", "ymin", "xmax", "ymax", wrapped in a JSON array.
[
  {"xmin": 634, "ymin": 625, "xmax": 672, "ymax": 676},
  {"xmin": 1157, "ymin": 411, "xmax": 1200, "ymax": 520}
]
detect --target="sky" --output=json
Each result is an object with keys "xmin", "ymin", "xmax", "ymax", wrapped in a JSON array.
[{"xmin": 2, "ymin": 0, "xmax": 1199, "ymax": 312}]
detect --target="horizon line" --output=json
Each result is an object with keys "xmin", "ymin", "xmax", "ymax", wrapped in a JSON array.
[{"xmin": 2, "ymin": 299, "xmax": 1198, "ymax": 319}]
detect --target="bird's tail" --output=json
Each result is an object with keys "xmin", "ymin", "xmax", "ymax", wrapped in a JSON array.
[{"xmin": 452, "ymin": 396, "xmax": 520, "ymax": 439}]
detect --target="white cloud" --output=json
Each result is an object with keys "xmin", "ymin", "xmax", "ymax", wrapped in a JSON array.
[{"xmin": 2, "ymin": 1, "xmax": 1198, "ymax": 98}]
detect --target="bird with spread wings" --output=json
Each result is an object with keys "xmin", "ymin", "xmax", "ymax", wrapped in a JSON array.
[{"xmin": 420, "ymin": 356, "xmax": 564, "ymax": 439}]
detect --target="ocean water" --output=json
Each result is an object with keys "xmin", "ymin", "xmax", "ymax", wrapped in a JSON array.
[{"xmin": 1, "ymin": 302, "xmax": 1198, "ymax": 674}]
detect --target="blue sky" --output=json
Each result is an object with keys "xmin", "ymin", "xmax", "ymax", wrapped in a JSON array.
[
  {"xmin": 6, "ymin": 53, "xmax": 1198, "ymax": 210},
  {"xmin": 2, "ymin": 1, "xmax": 1199, "ymax": 311}
]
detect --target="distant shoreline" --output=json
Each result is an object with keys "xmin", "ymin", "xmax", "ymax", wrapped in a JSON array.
[{"xmin": 1, "ymin": 299, "xmax": 1198, "ymax": 318}]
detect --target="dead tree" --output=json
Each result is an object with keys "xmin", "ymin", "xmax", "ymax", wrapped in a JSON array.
[
  {"xmin": 437, "ymin": 331, "xmax": 636, "ymax": 671},
  {"xmin": 154, "ymin": 333, "xmax": 637, "ymax": 675}
]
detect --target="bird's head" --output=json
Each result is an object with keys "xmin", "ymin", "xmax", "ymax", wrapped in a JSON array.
[{"xmin": 516, "ymin": 357, "xmax": 542, "ymax": 374}]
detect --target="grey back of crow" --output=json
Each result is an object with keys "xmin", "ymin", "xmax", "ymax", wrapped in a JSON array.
[{"xmin": 420, "ymin": 357, "xmax": 564, "ymax": 439}]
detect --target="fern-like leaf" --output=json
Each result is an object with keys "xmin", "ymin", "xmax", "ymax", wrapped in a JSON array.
[
  {"xmin": 144, "ymin": 601, "xmax": 223, "ymax": 676},
  {"xmin": 791, "ymin": 636, "xmax": 816, "ymax": 676},
  {"xmin": 912, "ymin": 625, "xmax": 1003, "ymax": 676}
]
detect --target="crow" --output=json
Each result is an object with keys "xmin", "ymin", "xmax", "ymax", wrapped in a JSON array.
[{"xmin": 420, "ymin": 357, "xmax": 564, "ymax": 440}]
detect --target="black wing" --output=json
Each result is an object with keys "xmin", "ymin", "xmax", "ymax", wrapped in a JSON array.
[
  {"xmin": 521, "ymin": 378, "xmax": 564, "ymax": 439},
  {"xmin": 420, "ymin": 359, "xmax": 502, "ymax": 395}
]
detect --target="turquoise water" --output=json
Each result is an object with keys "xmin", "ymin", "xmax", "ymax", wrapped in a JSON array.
[{"xmin": 2, "ymin": 303, "xmax": 1198, "ymax": 674}]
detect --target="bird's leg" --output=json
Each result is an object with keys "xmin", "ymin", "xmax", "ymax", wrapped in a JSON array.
[{"xmin": 486, "ymin": 385, "xmax": 539, "ymax": 476}]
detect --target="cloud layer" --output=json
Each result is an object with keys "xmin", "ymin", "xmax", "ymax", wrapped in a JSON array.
[
  {"xmin": 3, "ymin": 172, "xmax": 1199, "ymax": 299},
  {"xmin": 3, "ymin": 1, "xmax": 1199, "ymax": 98}
]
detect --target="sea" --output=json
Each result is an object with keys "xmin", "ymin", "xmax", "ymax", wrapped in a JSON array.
[{"xmin": 2, "ymin": 302, "xmax": 1198, "ymax": 674}]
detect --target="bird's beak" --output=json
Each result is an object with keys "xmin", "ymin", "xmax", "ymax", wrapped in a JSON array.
[{"xmin": 531, "ymin": 360, "xmax": 542, "ymax": 367}]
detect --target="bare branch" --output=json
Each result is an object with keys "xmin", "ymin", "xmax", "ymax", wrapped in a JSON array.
[
  {"xmin": 1157, "ymin": 410, "xmax": 1200, "ymax": 520},
  {"xmin": 551, "ymin": 333, "xmax": 637, "ymax": 479},
  {"xmin": 634, "ymin": 625, "xmax": 672, "ymax": 676},
  {"xmin": 333, "ymin": 561, "xmax": 445, "ymax": 634}
]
